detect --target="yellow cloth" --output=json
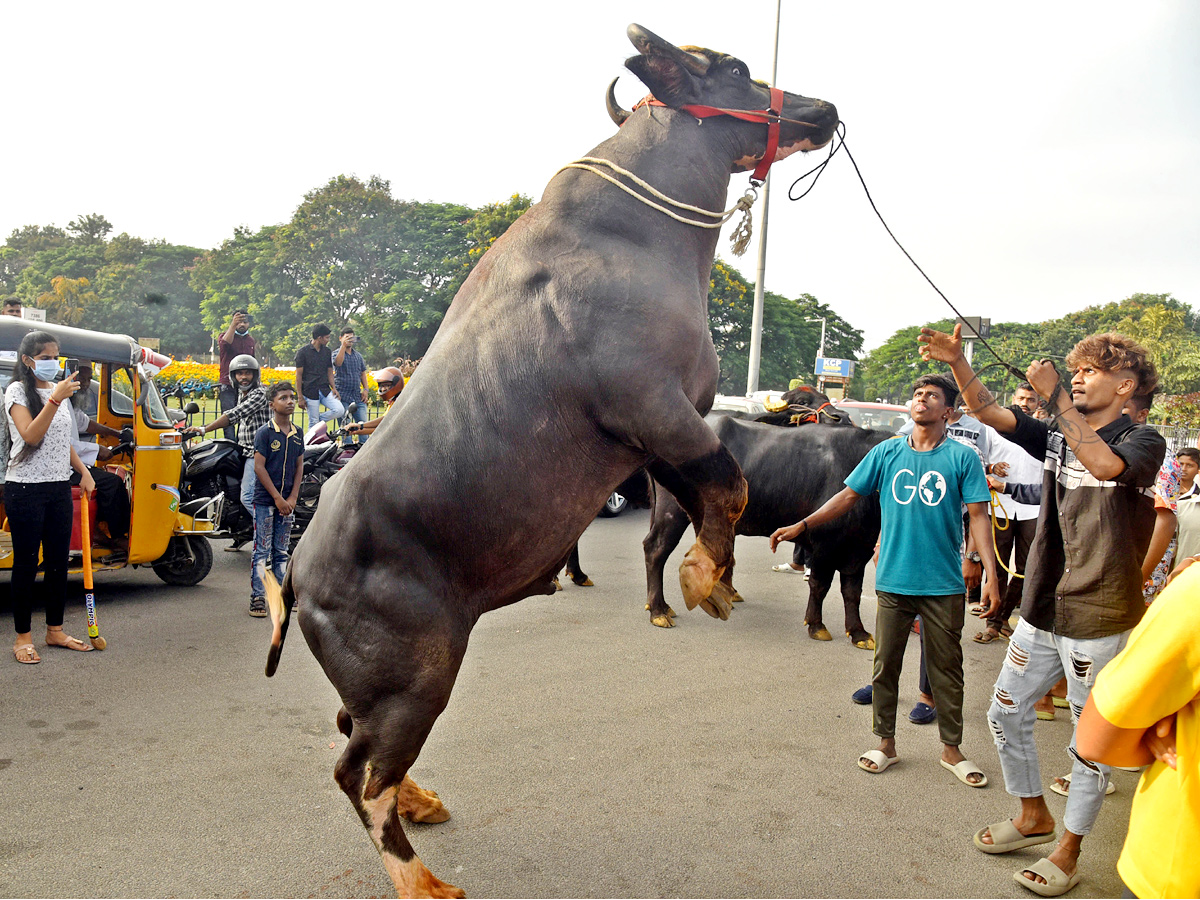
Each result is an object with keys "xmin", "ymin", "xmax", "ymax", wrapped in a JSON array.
[{"xmin": 1091, "ymin": 563, "xmax": 1200, "ymax": 899}]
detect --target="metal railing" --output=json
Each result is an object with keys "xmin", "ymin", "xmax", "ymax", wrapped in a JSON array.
[{"xmin": 1148, "ymin": 423, "xmax": 1200, "ymax": 455}]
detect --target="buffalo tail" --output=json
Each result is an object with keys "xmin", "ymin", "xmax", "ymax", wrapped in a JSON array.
[{"xmin": 264, "ymin": 566, "xmax": 295, "ymax": 677}]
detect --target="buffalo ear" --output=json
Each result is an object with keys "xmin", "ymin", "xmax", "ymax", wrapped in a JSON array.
[
  {"xmin": 624, "ymin": 52, "xmax": 701, "ymax": 108},
  {"xmin": 623, "ymin": 24, "xmax": 708, "ymax": 109}
]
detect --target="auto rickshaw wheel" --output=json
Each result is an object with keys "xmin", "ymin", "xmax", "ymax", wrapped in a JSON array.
[{"xmin": 152, "ymin": 536, "xmax": 214, "ymax": 586}]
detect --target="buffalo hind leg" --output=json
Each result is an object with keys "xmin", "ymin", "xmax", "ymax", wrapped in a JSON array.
[
  {"xmin": 334, "ymin": 719, "xmax": 460, "ymax": 899},
  {"xmin": 647, "ymin": 450, "xmax": 746, "ymax": 620},
  {"xmin": 804, "ymin": 557, "xmax": 835, "ymax": 642},
  {"xmin": 331, "ymin": 627, "xmax": 466, "ymax": 900},
  {"xmin": 643, "ymin": 488, "xmax": 691, "ymax": 627},
  {"xmin": 839, "ymin": 560, "xmax": 874, "ymax": 650},
  {"xmin": 563, "ymin": 543, "xmax": 592, "ymax": 587}
]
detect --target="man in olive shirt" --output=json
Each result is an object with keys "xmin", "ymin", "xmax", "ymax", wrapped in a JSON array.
[{"xmin": 920, "ymin": 326, "xmax": 1165, "ymax": 897}]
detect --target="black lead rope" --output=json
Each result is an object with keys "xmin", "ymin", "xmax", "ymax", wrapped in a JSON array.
[{"xmin": 786, "ymin": 121, "xmax": 1029, "ymax": 384}]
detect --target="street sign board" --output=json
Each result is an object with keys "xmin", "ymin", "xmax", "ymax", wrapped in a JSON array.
[{"xmin": 815, "ymin": 357, "xmax": 855, "ymax": 378}]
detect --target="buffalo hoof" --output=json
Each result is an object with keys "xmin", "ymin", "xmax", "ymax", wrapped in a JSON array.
[
  {"xmin": 396, "ymin": 775, "xmax": 452, "ymax": 825},
  {"xmin": 849, "ymin": 631, "xmax": 876, "ymax": 651},
  {"xmin": 698, "ymin": 580, "xmax": 735, "ymax": 620},
  {"xmin": 644, "ymin": 604, "xmax": 678, "ymax": 618},
  {"xmin": 651, "ymin": 613, "xmax": 675, "ymax": 628},
  {"xmin": 808, "ymin": 624, "xmax": 834, "ymax": 641},
  {"xmin": 569, "ymin": 575, "xmax": 594, "ymax": 587},
  {"xmin": 730, "ymin": 590, "xmax": 745, "ymax": 603},
  {"xmin": 553, "ymin": 577, "xmax": 563, "ymax": 592},
  {"xmin": 678, "ymin": 543, "xmax": 720, "ymax": 612}
]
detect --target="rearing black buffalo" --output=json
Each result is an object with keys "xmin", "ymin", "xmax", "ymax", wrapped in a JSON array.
[{"xmin": 266, "ymin": 24, "xmax": 836, "ymax": 898}]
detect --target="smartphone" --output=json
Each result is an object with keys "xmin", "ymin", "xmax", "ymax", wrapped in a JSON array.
[{"xmin": 65, "ymin": 358, "xmax": 79, "ymax": 375}]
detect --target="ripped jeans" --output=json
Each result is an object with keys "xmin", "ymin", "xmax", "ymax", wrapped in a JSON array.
[{"xmin": 987, "ymin": 617, "xmax": 1129, "ymax": 836}]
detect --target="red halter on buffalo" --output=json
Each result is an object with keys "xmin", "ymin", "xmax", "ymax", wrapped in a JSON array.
[{"xmin": 632, "ymin": 86, "xmax": 808, "ymax": 184}]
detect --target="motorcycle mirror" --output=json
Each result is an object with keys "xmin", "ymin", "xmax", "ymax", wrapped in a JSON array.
[{"xmin": 184, "ymin": 401, "xmax": 201, "ymax": 415}]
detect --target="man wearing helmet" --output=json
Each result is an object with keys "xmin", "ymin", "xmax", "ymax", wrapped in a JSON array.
[
  {"xmin": 345, "ymin": 367, "xmax": 404, "ymax": 438},
  {"xmin": 184, "ymin": 354, "xmax": 270, "ymax": 517}
]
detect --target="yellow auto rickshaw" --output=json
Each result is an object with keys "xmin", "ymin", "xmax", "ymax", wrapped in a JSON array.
[{"xmin": 0, "ymin": 318, "xmax": 217, "ymax": 585}]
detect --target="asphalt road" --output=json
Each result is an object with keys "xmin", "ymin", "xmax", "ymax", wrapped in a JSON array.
[{"xmin": 1, "ymin": 510, "xmax": 1133, "ymax": 898}]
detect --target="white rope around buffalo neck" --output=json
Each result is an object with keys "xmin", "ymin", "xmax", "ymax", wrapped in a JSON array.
[{"xmin": 556, "ymin": 156, "xmax": 758, "ymax": 256}]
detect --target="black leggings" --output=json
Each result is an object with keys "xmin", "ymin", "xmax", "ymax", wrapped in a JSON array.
[{"xmin": 4, "ymin": 480, "xmax": 73, "ymax": 634}]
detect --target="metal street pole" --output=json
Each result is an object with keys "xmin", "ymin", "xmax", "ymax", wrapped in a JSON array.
[{"xmin": 745, "ymin": 0, "xmax": 782, "ymax": 396}]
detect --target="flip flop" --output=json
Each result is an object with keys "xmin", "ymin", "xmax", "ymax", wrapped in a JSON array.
[
  {"xmin": 46, "ymin": 634, "xmax": 92, "ymax": 652},
  {"xmin": 1014, "ymin": 857, "xmax": 1081, "ymax": 896},
  {"xmin": 771, "ymin": 564, "xmax": 805, "ymax": 575},
  {"xmin": 1052, "ymin": 697, "xmax": 1069, "ymax": 709},
  {"xmin": 1036, "ymin": 709, "xmax": 1056, "ymax": 721},
  {"xmin": 858, "ymin": 749, "xmax": 898, "ymax": 774},
  {"xmin": 14, "ymin": 643, "xmax": 40, "ymax": 664},
  {"xmin": 1049, "ymin": 773, "xmax": 1115, "ymax": 797},
  {"xmin": 941, "ymin": 758, "xmax": 988, "ymax": 787},
  {"xmin": 973, "ymin": 629, "xmax": 1005, "ymax": 644},
  {"xmin": 968, "ymin": 604, "xmax": 987, "ymax": 616},
  {"xmin": 973, "ymin": 819, "xmax": 1056, "ymax": 854}
]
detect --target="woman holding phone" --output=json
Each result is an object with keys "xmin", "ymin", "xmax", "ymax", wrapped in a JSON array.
[{"xmin": 5, "ymin": 331, "xmax": 95, "ymax": 664}]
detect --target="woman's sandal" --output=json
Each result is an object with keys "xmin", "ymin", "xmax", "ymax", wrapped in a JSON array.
[
  {"xmin": 14, "ymin": 643, "xmax": 41, "ymax": 664},
  {"xmin": 46, "ymin": 634, "xmax": 92, "ymax": 652}
]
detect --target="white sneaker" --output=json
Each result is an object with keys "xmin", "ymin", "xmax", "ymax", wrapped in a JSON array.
[{"xmin": 771, "ymin": 564, "xmax": 806, "ymax": 575}]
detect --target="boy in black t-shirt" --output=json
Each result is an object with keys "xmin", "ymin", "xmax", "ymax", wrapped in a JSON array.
[{"xmin": 248, "ymin": 382, "xmax": 304, "ymax": 618}]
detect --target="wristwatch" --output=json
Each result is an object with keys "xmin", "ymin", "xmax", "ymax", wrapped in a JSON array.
[{"xmin": 966, "ymin": 551, "xmax": 982, "ymax": 564}]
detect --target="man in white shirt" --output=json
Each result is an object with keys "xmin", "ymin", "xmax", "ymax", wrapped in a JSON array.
[{"xmin": 977, "ymin": 384, "xmax": 1043, "ymax": 643}]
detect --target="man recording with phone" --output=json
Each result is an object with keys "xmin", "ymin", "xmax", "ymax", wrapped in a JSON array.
[{"xmin": 218, "ymin": 310, "xmax": 256, "ymax": 440}]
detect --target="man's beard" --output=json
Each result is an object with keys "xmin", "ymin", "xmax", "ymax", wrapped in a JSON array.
[{"xmin": 71, "ymin": 389, "xmax": 88, "ymax": 410}]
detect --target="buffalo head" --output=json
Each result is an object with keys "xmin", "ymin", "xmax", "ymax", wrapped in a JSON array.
[{"xmin": 612, "ymin": 24, "xmax": 838, "ymax": 175}]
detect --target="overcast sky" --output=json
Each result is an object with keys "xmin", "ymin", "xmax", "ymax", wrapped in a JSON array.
[{"xmin": 4, "ymin": 1, "xmax": 1197, "ymax": 352}]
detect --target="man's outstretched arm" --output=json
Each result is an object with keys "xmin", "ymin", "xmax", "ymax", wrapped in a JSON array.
[
  {"xmin": 917, "ymin": 324, "xmax": 1018, "ymax": 433},
  {"xmin": 769, "ymin": 486, "xmax": 862, "ymax": 552}
]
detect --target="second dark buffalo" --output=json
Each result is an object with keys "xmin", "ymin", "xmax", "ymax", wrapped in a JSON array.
[{"xmin": 644, "ymin": 417, "xmax": 892, "ymax": 648}]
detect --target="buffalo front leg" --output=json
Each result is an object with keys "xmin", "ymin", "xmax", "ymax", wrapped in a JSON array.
[{"xmin": 647, "ymin": 446, "xmax": 747, "ymax": 620}]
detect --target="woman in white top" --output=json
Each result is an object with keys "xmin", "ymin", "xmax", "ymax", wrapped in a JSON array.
[{"xmin": 6, "ymin": 331, "xmax": 95, "ymax": 664}]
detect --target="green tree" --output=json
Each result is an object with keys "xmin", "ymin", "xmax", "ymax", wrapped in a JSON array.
[
  {"xmin": 89, "ymin": 237, "xmax": 209, "ymax": 355},
  {"xmin": 37, "ymin": 275, "xmax": 98, "ymax": 326},
  {"xmin": 191, "ymin": 225, "xmax": 303, "ymax": 365},
  {"xmin": 706, "ymin": 259, "xmax": 863, "ymax": 393},
  {"xmin": 0, "ymin": 225, "xmax": 68, "ymax": 296}
]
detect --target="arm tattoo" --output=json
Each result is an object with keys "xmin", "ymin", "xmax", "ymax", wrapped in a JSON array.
[
  {"xmin": 1055, "ymin": 411, "xmax": 1103, "ymax": 446},
  {"xmin": 970, "ymin": 387, "xmax": 998, "ymax": 414}
]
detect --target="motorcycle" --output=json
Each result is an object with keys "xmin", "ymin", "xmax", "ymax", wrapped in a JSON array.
[
  {"xmin": 177, "ymin": 403, "xmax": 365, "ymax": 551},
  {"xmin": 293, "ymin": 407, "xmax": 366, "ymax": 546}
]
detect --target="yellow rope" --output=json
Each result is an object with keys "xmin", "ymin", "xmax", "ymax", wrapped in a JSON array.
[{"xmin": 989, "ymin": 488, "xmax": 1024, "ymax": 580}]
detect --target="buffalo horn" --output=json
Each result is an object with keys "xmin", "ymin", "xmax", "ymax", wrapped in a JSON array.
[{"xmin": 606, "ymin": 78, "xmax": 631, "ymax": 127}]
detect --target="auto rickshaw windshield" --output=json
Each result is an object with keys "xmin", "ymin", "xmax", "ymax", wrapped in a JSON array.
[{"xmin": 110, "ymin": 365, "xmax": 173, "ymax": 427}]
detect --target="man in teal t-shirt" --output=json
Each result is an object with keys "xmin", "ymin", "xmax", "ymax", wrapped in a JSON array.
[{"xmin": 771, "ymin": 374, "xmax": 999, "ymax": 787}]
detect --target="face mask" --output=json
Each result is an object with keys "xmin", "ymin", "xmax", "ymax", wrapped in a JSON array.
[
  {"xmin": 29, "ymin": 358, "xmax": 61, "ymax": 382},
  {"xmin": 234, "ymin": 328, "xmax": 249, "ymax": 337}
]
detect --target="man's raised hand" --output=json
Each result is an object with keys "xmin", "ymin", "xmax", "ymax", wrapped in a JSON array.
[{"xmin": 917, "ymin": 323, "xmax": 964, "ymax": 364}]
